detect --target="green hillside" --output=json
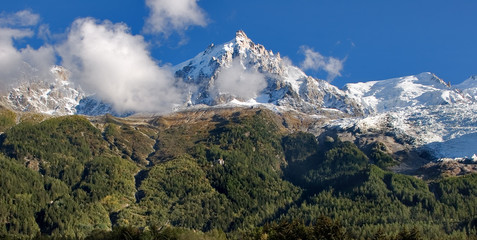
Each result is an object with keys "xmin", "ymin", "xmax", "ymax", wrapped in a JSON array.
[{"xmin": 0, "ymin": 108, "xmax": 476, "ymax": 239}]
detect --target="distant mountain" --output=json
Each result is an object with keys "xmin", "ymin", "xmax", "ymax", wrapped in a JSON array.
[
  {"xmin": 1, "ymin": 66, "xmax": 83, "ymax": 115},
  {"xmin": 1, "ymin": 30, "xmax": 363, "ymax": 117},
  {"xmin": 343, "ymin": 72, "xmax": 470, "ymax": 114},
  {"xmin": 1, "ymin": 66, "xmax": 129, "ymax": 116},
  {"xmin": 457, "ymin": 75, "xmax": 477, "ymax": 100},
  {"xmin": 330, "ymin": 73, "xmax": 477, "ymax": 160}
]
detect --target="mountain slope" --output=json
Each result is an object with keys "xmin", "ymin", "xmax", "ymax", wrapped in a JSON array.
[
  {"xmin": 174, "ymin": 30, "xmax": 362, "ymax": 116},
  {"xmin": 0, "ymin": 31, "xmax": 476, "ymax": 162},
  {"xmin": 343, "ymin": 72, "xmax": 470, "ymax": 114},
  {"xmin": 1, "ymin": 66, "xmax": 130, "ymax": 117},
  {"xmin": 1, "ymin": 66, "xmax": 83, "ymax": 115},
  {"xmin": 330, "ymin": 73, "xmax": 477, "ymax": 160},
  {"xmin": 457, "ymin": 75, "xmax": 477, "ymax": 100},
  {"xmin": 1, "ymin": 31, "xmax": 362, "ymax": 118},
  {"xmin": 0, "ymin": 109, "xmax": 476, "ymax": 239}
]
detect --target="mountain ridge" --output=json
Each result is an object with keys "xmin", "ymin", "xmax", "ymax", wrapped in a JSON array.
[
  {"xmin": 1, "ymin": 30, "xmax": 477, "ymax": 161},
  {"xmin": 174, "ymin": 30, "xmax": 361, "ymax": 116}
]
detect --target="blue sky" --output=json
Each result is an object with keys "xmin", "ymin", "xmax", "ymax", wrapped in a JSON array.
[{"xmin": 1, "ymin": 0, "xmax": 476, "ymax": 87}]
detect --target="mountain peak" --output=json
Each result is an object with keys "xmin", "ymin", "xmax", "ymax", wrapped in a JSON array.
[
  {"xmin": 50, "ymin": 66, "xmax": 70, "ymax": 82},
  {"xmin": 456, "ymin": 75, "xmax": 477, "ymax": 95},
  {"xmin": 344, "ymin": 72, "xmax": 468, "ymax": 114},
  {"xmin": 235, "ymin": 30, "xmax": 249, "ymax": 41},
  {"xmin": 415, "ymin": 72, "xmax": 450, "ymax": 88},
  {"xmin": 172, "ymin": 31, "xmax": 361, "ymax": 116},
  {"xmin": 233, "ymin": 30, "xmax": 255, "ymax": 52}
]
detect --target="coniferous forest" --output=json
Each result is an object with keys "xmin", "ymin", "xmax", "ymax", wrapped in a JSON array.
[{"xmin": 0, "ymin": 106, "xmax": 476, "ymax": 239}]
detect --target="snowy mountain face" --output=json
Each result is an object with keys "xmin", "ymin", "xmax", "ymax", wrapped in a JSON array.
[
  {"xmin": 331, "ymin": 73, "xmax": 477, "ymax": 160},
  {"xmin": 2, "ymin": 66, "xmax": 84, "ymax": 115},
  {"xmin": 457, "ymin": 75, "xmax": 477, "ymax": 100},
  {"xmin": 174, "ymin": 30, "xmax": 362, "ymax": 116},
  {"xmin": 1, "ymin": 30, "xmax": 476, "ymax": 165},
  {"xmin": 343, "ymin": 72, "xmax": 469, "ymax": 114},
  {"xmin": 2, "ymin": 30, "xmax": 362, "ymax": 118},
  {"xmin": 1, "ymin": 66, "xmax": 125, "ymax": 116}
]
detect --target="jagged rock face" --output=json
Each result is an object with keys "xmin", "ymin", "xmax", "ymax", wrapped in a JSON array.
[
  {"xmin": 3, "ymin": 66, "xmax": 84, "ymax": 115},
  {"xmin": 1, "ymin": 66, "xmax": 126, "ymax": 117},
  {"xmin": 174, "ymin": 30, "xmax": 362, "ymax": 116},
  {"xmin": 1, "ymin": 31, "xmax": 363, "ymax": 117},
  {"xmin": 76, "ymin": 96, "xmax": 132, "ymax": 117}
]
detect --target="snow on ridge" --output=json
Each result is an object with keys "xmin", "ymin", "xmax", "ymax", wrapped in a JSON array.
[
  {"xmin": 343, "ymin": 72, "xmax": 468, "ymax": 114},
  {"xmin": 456, "ymin": 75, "xmax": 477, "ymax": 101},
  {"xmin": 2, "ymin": 31, "xmax": 477, "ymax": 161},
  {"xmin": 335, "ymin": 72, "xmax": 477, "ymax": 159},
  {"xmin": 173, "ymin": 30, "xmax": 359, "ymax": 115},
  {"xmin": 456, "ymin": 75, "xmax": 477, "ymax": 89}
]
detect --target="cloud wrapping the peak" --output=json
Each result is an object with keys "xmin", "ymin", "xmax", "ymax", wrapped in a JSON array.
[
  {"xmin": 300, "ymin": 46, "xmax": 345, "ymax": 82},
  {"xmin": 215, "ymin": 58, "xmax": 267, "ymax": 100},
  {"xmin": 144, "ymin": 0, "xmax": 207, "ymax": 35},
  {"xmin": 57, "ymin": 18, "xmax": 184, "ymax": 113},
  {"xmin": 0, "ymin": 24, "xmax": 55, "ymax": 90}
]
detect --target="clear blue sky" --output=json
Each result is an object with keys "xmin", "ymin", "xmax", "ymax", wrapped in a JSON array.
[{"xmin": 2, "ymin": 0, "xmax": 476, "ymax": 87}]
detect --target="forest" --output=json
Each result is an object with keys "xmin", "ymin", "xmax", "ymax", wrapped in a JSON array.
[{"xmin": 0, "ymin": 106, "xmax": 476, "ymax": 239}]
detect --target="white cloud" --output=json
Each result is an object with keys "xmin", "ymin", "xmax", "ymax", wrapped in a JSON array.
[
  {"xmin": 57, "ymin": 18, "xmax": 184, "ymax": 113},
  {"xmin": 0, "ymin": 10, "xmax": 40, "ymax": 27},
  {"xmin": 0, "ymin": 10, "xmax": 56, "ymax": 91},
  {"xmin": 0, "ymin": 27, "xmax": 55, "ymax": 91},
  {"xmin": 144, "ymin": 0, "xmax": 207, "ymax": 35},
  {"xmin": 215, "ymin": 58, "xmax": 267, "ymax": 100},
  {"xmin": 300, "ymin": 46, "xmax": 345, "ymax": 82}
]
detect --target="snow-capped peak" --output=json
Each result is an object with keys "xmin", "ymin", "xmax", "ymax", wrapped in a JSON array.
[
  {"xmin": 343, "ymin": 72, "xmax": 468, "ymax": 114},
  {"xmin": 458, "ymin": 75, "xmax": 477, "ymax": 88},
  {"xmin": 50, "ymin": 65, "xmax": 70, "ymax": 82},
  {"xmin": 234, "ymin": 30, "xmax": 252, "ymax": 47},
  {"xmin": 3, "ymin": 66, "xmax": 84, "ymax": 115},
  {"xmin": 456, "ymin": 75, "xmax": 477, "ymax": 101},
  {"xmin": 173, "ymin": 30, "xmax": 361, "ymax": 115}
]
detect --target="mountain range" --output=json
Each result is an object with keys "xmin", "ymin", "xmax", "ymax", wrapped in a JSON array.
[
  {"xmin": 2, "ymin": 30, "xmax": 477, "ymax": 239},
  {"xmin": 1, "ymin": 30, "xmax": 477, "ymax": 166}
]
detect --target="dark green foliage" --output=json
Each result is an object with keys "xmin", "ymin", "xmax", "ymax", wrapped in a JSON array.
[
  {"xmin": 81, "ymin": 226, "xmax": 227, "ymax": 240},
  {"xmin": 322, "ymin": 140, "xmax": 368, "ymax": 175},
  {"xmin": 0, "ymin": 115, "xmax": 107, "ymax": 186},
  {"xmin": 244, "ymin": 217, "xmax": 346, "ymax": 240},
  {"xmin": 281, "ymin": 132, "xmax": 318, "ymax": 163},
  {"xmin": 369, "ymin": 142, "xmax": 396, "ymax": 168},
  {"xmin": 75, "ymin": 156, "xmax": 137, "ymax": 203},
  {"xmin": 125, "ymin": 111, "xmax": 302, "ymax": 232},
  {"xmin": 0, "ymin": 154, "xmax": 44, "ymax": 238},
  {"xmin": 0, "ymin": 107, "xmax": 16, "ymax": 132},
  {"xmin": 128, "ymin": 155, "xmax": 233, "ymax": 231},
  {"xmin": 0, "ymin": 116, "xmax": 134, "ymax": 238},
  {"xmin": 284, "ymin": 137, "xmax": 368, "ymax": 192},
  {"xmin": 0, "ymin": 110, "xmax": 476, "ymax": 239},
  {"xmin": 198, "ymin": 111, "xmax": 301, "ymax": 230},
  {"xmin": 103, "ymin": 123, "xmax": 155, "ymax": 165}
]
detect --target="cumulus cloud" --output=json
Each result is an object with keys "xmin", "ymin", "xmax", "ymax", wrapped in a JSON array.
[
  {"xmin": 0, "ymin": 10, "xmax": 40, "ymax": 27},
  {"xmin": 215, "ymin": 58, "xmax": 267, "ymax": 100},
  {"xmin": 300, "ymin": 46, "xmax": 345, "ymax": 82},
  {"xmin": 0, "ymin": 25, "xmax": 55, "ymax": 91},
  {"xmin": 144, "ymin": 0, "xmax": 207, "ymax": 35},
  {"xmin": 57, "ymin": 18, "xmax": 184, "ymax": 113}
]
